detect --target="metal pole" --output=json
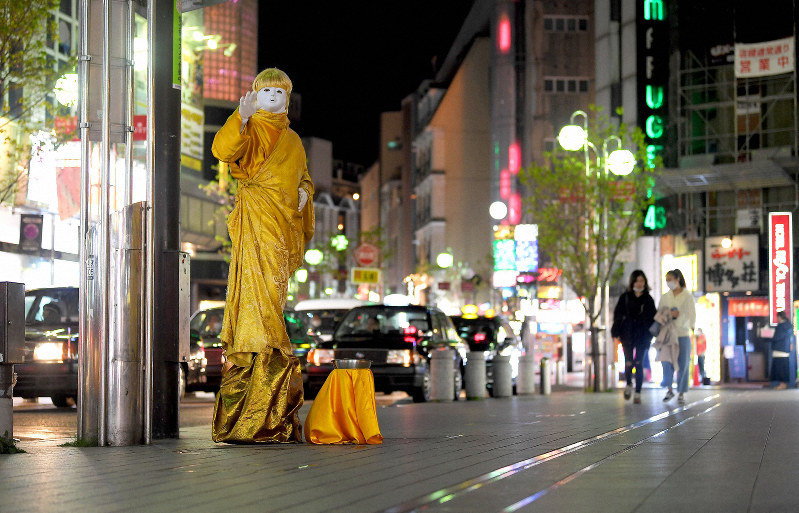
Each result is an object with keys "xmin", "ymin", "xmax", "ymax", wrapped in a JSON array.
[
  {"xmin": 99, "ymin": 0, "xmax": 111, "ymax": 447},
  {"xmin": 143, "ymin": 0, "xmax": 155, "ymax": 444},
  {"xmin": 77, "ymin": 0, "xmax": 90, "ymax": 442}
]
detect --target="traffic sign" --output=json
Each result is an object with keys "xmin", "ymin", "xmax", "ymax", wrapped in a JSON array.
[
  {"xmin": 354, "ymin": 243, "xmax": 380, "ymax": 267},
  {"xmin": 351, "ymin": 267, "xmax": 380, "ymax": 284}
]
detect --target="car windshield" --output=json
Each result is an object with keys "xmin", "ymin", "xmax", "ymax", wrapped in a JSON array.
[
  {"xmin": 25, "ymin": 288, "xmax": 79, "ymax": 326},
  {"xmin": 298, "ymin": 309, "xmax": 350, "ymax": 335},
  {"xmin": 284, "ymin": 312, "xmax": 308, "ymax": 340},
  {"xmin": 335, "ymin": 306, "xmax": 430, "ymax": 338},
  {"xmin": 191, "ymin": 309, "xmax": 224, "ymax": 337}
]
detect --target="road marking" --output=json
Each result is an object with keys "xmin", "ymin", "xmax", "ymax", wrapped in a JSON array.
[
  {"xmin": 383, "ymin": 394, "xmax": 720, "ymax": 513},
  {"xmin": 502, "ymin": 402, "xmax": 722, "ymax": 512}
]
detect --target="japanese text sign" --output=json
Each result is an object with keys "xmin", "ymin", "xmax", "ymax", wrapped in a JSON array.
[
  {"xmin": 769, "ymin": 212, "xmax": 793, "ymax": 325},
  {"xmin": 735, "ymin": 36, "xmax": 794, "ymax": 78},
  {"xmin": 705, "ymin": 235, "xmax": 759, "ymax": 293},
  {"xmin": 351, "ymin": 268, "xmax": 380, "ymax": 284}
]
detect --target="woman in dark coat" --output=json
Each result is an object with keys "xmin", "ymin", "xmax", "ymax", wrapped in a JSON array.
[
  {"xmin": 770, "ymin": 310, "xmax": 796, "ymax": 389},
  {"xmin": 612, "ymin": 270, "xmax": 657, "ymax": 403}
]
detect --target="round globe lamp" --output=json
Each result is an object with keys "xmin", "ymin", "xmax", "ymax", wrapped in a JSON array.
[
  {"xmin": 557, "ymin": 125, "xmax": 587, "ymax": 151},
  {"xmin": 489, "ymin": 201, "xmax": 508, "ymax": 220},
  {"xmin": 436, "ymin": 252, "xmax": 454, "ymax": 269},
  {"xmin": 304, "ymin": 248, "xmax": 323, "ymax": 266},
  {"xmin": 607, "ymin": 149, "xmax": 636, "ymax": 176}
]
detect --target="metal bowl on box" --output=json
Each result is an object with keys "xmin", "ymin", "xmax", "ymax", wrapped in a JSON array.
[{"xmin": 333, "ymin": 359, "xmax": 371, "ymax": 369}]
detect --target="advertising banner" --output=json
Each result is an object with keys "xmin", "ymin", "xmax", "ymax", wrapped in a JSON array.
[
  {"xmin": 769, "ymin": 212, "xmax": 793, "ymax": 324},
  {"xmin": 734, "ymin": 36, "xmax": 794, "ymax": 78},
  {"xmin": 705, "ymin": 235, "xmax": 759, "ymax": 292}
]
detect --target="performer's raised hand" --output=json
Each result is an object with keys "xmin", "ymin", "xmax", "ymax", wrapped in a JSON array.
[{"xmin": 239, "ymin": 91, "xmax": 258, "ymax": 131}]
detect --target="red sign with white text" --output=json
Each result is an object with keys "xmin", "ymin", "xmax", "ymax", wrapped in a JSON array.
[{"xmin": 769, "ymin": 212, "xmax": 793, "ymax": 325}]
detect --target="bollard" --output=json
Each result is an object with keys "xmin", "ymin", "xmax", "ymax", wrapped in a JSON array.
[
  {"xmin": 429, "ymin": 348, "xmax": 454, "ymax": 401},
  {"xmin": 465, "ymin": 351, "xmax": 487, "ymax": 399},
  {"xmin": 492, "ymin": 355, "xmax": 513, "ymax": 397},
  {"xmin": 540, "ymin": 357, "xmax": 551, "ymax": 395},
  {"xmin": 555, "ymin": 360, "xmax": 566, "ymax": 385},
  {"xmin": 516, "ymin": 354, "xmax": 536, "ymax": 395},
  {"xmin": 0, "ymin": 365, "xmax": 14, "ymax": 439}
]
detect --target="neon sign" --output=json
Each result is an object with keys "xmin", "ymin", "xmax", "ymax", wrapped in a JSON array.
[{"xmin": 638, "ymin": 0, "xmax": 668, "ymax": 168}]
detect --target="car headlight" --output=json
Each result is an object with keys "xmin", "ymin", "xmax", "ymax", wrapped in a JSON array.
[
  {"xmin": 484, "ymin": 350, "xmax": 493, "ymax": 361},
  {"xmin": 34, "ymin": 342, "xmax": 64, "ymax": 362},
  {"xmin": 387, "ymin": 349, "xmax": 413, "ymax": 366},
  {"xmin": 308, "ymin": 348, "xmax": 334, "ymax": 366}
]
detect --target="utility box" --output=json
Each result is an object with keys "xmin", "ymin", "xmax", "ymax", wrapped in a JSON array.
[{"xmin": 0, "ymin": 282, "xmax": 25, "ymax": 364}]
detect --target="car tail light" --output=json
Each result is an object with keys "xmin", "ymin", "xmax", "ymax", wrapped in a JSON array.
[
  {"xmin": 33, "ymin": 342, "xmax": 65, "ymax": 362},
  {"xmin": 473, "ymin": 332, "xmax": 486, "ymax": 342},
  {"xmin": 308, "ymin": 348, "xmax": 334, "ymax": 366},
  {"xmin": 387, "ymin": 349, "xmax": 413, "ymax": 366}
]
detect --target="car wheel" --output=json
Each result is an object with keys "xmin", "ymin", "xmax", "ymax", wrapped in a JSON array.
[
  {"xmin": 178, "ymin": 365, "xmax": 186, "ymax": 401},
  {"xmin": 411, "ymin": 371, "xmax": 431, "ymax": 403},
  {"xmin": 51, "ymin": 395, "xmax": 72, "ymax": 408}
]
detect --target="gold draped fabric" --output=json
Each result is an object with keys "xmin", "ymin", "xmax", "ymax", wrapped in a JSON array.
[
  {"xmin": 304, "ymin": 369, "xmax": 383, "ymax": 445},
  {"xmin": 210, "ymin": 109, "xmax": 314, "ymax": 443}
]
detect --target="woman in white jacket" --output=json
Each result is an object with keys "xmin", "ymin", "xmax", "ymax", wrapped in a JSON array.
[{"xmin": 658, "ymin": 269, "xmax": 696, "ymax": 404}]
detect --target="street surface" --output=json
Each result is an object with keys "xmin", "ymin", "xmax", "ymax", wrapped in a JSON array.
[
  {"xmin": 6, "ymin": 385, "xmax": 799, "ymax": 512},
  {"xmin": 11, "ymin": 391, "xmax": 414, "ymax": 445}
]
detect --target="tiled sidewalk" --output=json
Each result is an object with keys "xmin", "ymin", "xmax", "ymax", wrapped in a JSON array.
[{"xmin": 3, "ymin": 387, "xmax": 799, "ymax": 512}]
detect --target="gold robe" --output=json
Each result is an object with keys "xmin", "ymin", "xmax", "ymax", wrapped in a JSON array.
[{"xmin": 211, "ymin": 109, "xmax": 314, "ymax": 443}]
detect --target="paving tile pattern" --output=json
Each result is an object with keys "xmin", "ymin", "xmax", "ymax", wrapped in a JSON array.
[{"xmin": 2, "ymin": 388, "xmax": 799, "ymax": 512}]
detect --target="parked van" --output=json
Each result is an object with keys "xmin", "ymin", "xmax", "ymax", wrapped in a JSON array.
[{"xmin": 293, "ymin": 298, "xmax": 371, "ymax": 341}]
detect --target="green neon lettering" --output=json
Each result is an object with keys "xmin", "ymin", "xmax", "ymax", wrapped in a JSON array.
[
  {"xmin": 644, "ymin": 206, "xmax": 656, "ymax": 229},
  {"xmin": 645, "ymin": 116, "xmax": 664, "ymax": 139},
  {"xmin": 646, "ymin": 144, "xmax": 662, "ymax": 169},
  {"xmin": 646, "ymin": 85, "xmax": 664, "ymax": 109},
  {"xmin": 644, "ymin": 0, "xmax": 665, "ymax": 21}
]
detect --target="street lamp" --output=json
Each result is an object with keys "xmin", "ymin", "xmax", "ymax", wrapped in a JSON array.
[{"xmin": 558, "ymin": 110, "xmax": 638, "ymax": 391}]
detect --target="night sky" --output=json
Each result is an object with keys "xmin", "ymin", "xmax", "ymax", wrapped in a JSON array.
[{"xmin": 257, "ymin": 1, "xmax": 474, "ymax": 168}]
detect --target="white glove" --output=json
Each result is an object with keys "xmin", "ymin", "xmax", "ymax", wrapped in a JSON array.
[
  {"xmin": 238, "ymin": 91, "xmax": 258, "ymax": 131},
  {"xmin": 298, "ymin": 188, "xmax": 308, "ymax": 211}
]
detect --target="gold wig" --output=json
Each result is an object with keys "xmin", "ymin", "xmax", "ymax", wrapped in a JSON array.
[{"xmin": 252, "ymin": 68, "xmax": 292, "ymax": 108}]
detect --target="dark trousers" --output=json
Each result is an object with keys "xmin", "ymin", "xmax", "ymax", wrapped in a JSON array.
[
  {"xmin": 622, "ymin": 336, "xmax": 651, "ymax": 393},
  {"xmin": 697, "ymin": 354, "xmax": 706, "ymax": 380}
]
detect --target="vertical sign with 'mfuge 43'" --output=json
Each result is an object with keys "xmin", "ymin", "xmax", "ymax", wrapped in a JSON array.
[
  {"xmin": 769, "ymin": 212, "xmax": 793, "ymax": 325},
  {"xmin": 636, "ymin": 0, "xmax": 668, "ymax": 169}
]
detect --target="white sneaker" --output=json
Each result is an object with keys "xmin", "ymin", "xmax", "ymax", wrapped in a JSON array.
[
  {"xmin": 633, "ymin": 392, "xmax": 641, "ymax": 404},
  {"xmin": 677, "ymin": 393, "xmax": 685, "ymax": 405},
  {"xmin": 663, "ymin": 389, "xmax": 675, "ymax": 402},
  {"xmin": 623, "ymin": 384, "xmax": 632, "ymax": 400}
]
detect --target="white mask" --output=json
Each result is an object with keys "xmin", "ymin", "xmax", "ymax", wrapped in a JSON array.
[
  {"xmin": 256, "ymin": 86, "xmax": 288, "ymax": 113},
  {"xmin": 633, "ymin": 286, "xmax": 644, "ymax": 293},
  {"xmin": 666, "ymin": 280, "xmax": 677, "ymax": 290}
]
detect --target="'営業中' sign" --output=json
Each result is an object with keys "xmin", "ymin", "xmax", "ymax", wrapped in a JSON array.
[
  {"xmin": 769, "ymin": 212, "xmax": 793, "ymax": 325},
  {"xmin": 705, "ymin": 235, "xmax": 759, "ymax": 293}
]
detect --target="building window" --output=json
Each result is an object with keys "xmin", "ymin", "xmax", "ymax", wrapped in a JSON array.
[
  {"xmin": 544, "ymin": 15, "xmax": 590, "ymax": 33},
  {"xmin": 544, "ymin": 139, "xmax": 556, "ymax": 153},
  {"xmin": 543, "ymin": 76, "xmax": 591, "ymax": 95}
]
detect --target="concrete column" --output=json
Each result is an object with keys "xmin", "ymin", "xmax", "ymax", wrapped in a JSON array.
[
  {"xmin": 516, "ymin": 354, "xmax": 536, "ymax": 395},
  {"xmin": 430, "ymin": 349, "xmax": 454, "ymax": 402},
  {"xmin": 492, "ymin": 355, "xmax": 513, "ymax": 397},
  {"xmin": 465, "ymin": 351, "xmax": 487, "ymax": 399}
]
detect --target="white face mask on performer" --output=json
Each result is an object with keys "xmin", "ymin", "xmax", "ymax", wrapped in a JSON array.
[
  {"xmin": 666, "ymin": 280, "xmax": 677, "ymax": 290},
  {"xmin": 256, "ymin": 86, "xmax": 288, "ymax": 113}
]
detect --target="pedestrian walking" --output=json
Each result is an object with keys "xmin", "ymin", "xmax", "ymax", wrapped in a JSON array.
[
  {"xmin": 770, "ymin": 311, "xmax": 796, "ymax": 389},
  {"xmin": 656, "ymin": 269, "xmax": 695, "ymax": 404},
  {"xmin": 695, "ymin": 328, "xmax": 707, "ymax": 383},
  {"xmin": 612, "ymin": 270, "xmax": 656, "ymax": 404},
  {"xmin": 210, "ymin": 68, "xmax": 315, "ymax": 443}
]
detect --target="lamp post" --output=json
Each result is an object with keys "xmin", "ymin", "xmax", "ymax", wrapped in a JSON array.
[{"xmin": 558, "ymin": 110, "xmax": 636, "ymax": 391}]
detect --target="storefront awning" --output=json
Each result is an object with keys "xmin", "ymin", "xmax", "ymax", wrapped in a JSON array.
[{"xmin": 657, "ymin": 159, "xmax": 795, "ymax": 195}]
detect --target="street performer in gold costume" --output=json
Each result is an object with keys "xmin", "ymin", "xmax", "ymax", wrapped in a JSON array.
[{"xmin": 211, "ymin": 68, "xmax": 314, "ymax": 443}]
